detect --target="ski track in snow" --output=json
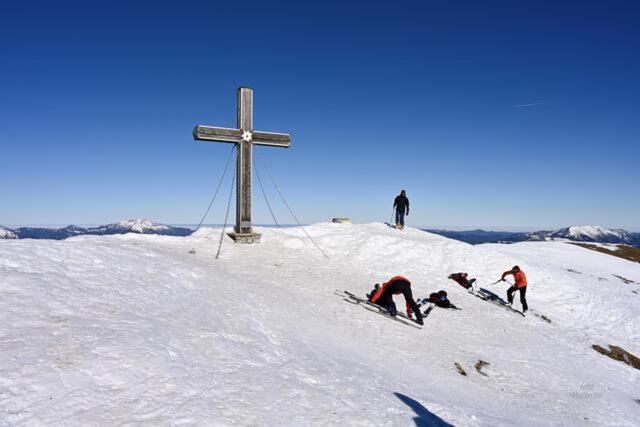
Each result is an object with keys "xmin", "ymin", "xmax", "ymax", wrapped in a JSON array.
[{"xmin": 0, "ymin": 223, "xmax": 639, "ymax": 425}]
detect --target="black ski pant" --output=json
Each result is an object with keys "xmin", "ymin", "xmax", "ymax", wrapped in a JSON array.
[
  {"xmin": 375, "ymin": 280, "xmax": 422, "ymax": 322},
  {"xmin": 507, "ymin": 286, "xmax": 528, "ymax": 311},
  {"xmin": 395, "ymin": 210, "xmax": 405, "ymax": 226}
]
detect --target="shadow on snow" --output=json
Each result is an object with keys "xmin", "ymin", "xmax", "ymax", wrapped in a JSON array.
[{"xmin": 394, "ymin": 392, "xmax": 454, "ymax": 427}]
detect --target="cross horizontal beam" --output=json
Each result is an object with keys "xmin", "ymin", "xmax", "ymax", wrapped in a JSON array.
[
  {"xmin": 252, "ymin": 131, "xmax": 291, "ymax": 148},
  {"xmin": 193, "ymin": 125, "xmax": 241, "ymax": 143},
  {"xmin": 193, "ymin": 125, "xmax": 291, "ymax": 148}
]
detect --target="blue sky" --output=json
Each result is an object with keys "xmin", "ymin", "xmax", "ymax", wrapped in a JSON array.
[{"xmin": 1, "ymin": 1, "xmax": 638, "ymax": 230}]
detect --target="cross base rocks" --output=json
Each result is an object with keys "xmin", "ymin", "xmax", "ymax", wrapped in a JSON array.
[
  {"xmin": 227, "ymin": 231, "xmax": 262, "ymax": 244},
  {"xmin": 332, "ymin": 217, "xmax": 351, "ymax": 224}
]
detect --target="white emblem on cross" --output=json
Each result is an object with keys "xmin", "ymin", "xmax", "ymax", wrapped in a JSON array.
[{"xmin": 241, "ymin": 130, "xmax": 253, "ymax": 142}]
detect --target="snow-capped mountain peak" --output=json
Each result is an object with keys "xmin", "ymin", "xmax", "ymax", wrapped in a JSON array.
[
  {"xmin": 551, "ymin": 225, "xmax": 634, "ymax": 243},
  {"xmin": 569, "ymin": 225, "xmax": 620, "ymax": 238},
  {"xmin": 88, "ymin": 219, "xmax": 188, "ymax": 236},
  {"xmin": 0, "ymin": 226, "xmax": 18, "ymax": 239},
  {"xmin": 115, "ymin": 218, "xmax": 170, "ymax": 233}
]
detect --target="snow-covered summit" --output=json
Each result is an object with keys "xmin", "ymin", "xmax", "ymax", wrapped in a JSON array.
[
  {"xmin": 92, "ymin": 218, "xmax": 178, "ymax": 235},
  {"xmin": 550, "ymin": 225, "xmax": 636, "ymax": 244},
  {"xmin": 0, "ymin": 223, "xmax": 638, "ymax": 425},
  {"xmin": 0, "ymin": 226, "xmax": 17, "ymax": 239},
  {"xmin": 118, "ymin": 218, "xmax": 170, "ymax": 232}
]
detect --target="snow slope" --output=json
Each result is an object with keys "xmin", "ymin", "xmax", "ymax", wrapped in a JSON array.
[{"xmin": 1, "ymin": 223, "xmax": 639, "ymax": 425}]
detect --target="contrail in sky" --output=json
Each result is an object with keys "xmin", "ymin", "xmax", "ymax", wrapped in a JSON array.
[{"xmin": 516, "ymin": 102, "xmax": 548, "ymax": 108}]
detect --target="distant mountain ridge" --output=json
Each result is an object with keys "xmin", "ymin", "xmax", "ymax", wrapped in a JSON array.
[
  {"xmin": 0, "ymin": 219, "xmax": 192, "ymax": 240},
  {"xmin": 426, "ymin": 225, "xmax": 640, "ymax": 247},
  {"xmin": 424, "ymin": 229, "xmax": 532, "ymax": 245},
  {"xmin": 3, "ymin": 222, "xmax": 638, "ymax": 246}
]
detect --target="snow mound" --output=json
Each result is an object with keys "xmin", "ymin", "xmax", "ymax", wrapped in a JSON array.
[{"xmin": 1, "ymin": 222, "xmax": 638, "ymax": 425}]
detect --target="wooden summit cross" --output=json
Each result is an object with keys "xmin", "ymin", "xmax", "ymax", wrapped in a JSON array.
[{"xmin": 193, "ymin": 87, "xmax": 292, "ymax": 243}]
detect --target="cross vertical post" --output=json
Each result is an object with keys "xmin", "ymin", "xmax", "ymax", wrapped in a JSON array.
[
  {"xmin": 236, "ymin": 87, "xmax": 253, "ymax": 236},
  {"xmin": 193, "ymin": 87, "xmax": 292, "ymax": 244}
]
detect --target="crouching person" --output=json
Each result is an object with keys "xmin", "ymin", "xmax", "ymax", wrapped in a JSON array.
[{"xmin": 367, "ymin": 276, "xmax": 424, "ymax": 325}]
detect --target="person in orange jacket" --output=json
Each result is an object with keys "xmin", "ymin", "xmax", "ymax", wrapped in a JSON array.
[
  {"xmin": 501, "ymin": 265, "xmax": 528, "ymax": 312},
  {"xmin": 367, "ymin": 276, "xmax": 424, "ymax": 324}
]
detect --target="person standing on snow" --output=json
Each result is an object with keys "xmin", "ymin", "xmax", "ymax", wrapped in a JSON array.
[
  {"xmin": 501, "ymin": 265, "xmax": 528, "ymax": 312},
  {"xmin": 393, "ymin": 190, "xmax": 410, "ymax": 230},
  {"xmin": 367, "ymin": 276, "xmax": 424, "ymax": 325}
]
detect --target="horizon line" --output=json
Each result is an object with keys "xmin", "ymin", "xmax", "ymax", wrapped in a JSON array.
[{"xmin": 2, "ymin": 222, "xmax": 639, "ymax": 233}]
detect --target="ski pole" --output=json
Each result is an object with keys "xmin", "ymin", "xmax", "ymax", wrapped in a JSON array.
[{"xmin": 390, "ymin": 207, "xmax": 394, "ymax": 225}]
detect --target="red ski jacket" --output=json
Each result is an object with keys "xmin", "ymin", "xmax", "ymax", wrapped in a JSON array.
[
  {"xmin": 370, "ymin": 275, "xmax": 413, "ymax": 315},
  {"xmin": 502, "ymin": 270, "xmax": 528, "ymax": 288}
]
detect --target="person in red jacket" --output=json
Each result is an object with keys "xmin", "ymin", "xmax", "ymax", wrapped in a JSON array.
[
  {"xmin": 367, "ymin": 276, "xmax": 424, "ymax": 324},
  {"xmin": 501, "ymin": 265, "xmax": 528, "ymax": 312}
]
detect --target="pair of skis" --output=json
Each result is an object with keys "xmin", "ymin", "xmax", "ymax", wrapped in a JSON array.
[
  {"xmin": 470, "ymin": 288, "xmax": 552, "ymax": 323},
  {"xmin": 468, "ymin": 287, "xmax": 526, "ymax": 317},
  {"xmin": 336, "ymin": 290, "xmax": 423, "ymax": 329},
  {"xmin": 480, "ymin": 281, "xmax": 552, "ymax": 323}
]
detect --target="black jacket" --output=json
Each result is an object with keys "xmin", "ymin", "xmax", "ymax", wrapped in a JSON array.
[
  {"xmin": 394, "ymin": 195, "xmax": 409, "ymax": 214},
  {"xmin": 429, "ymin": 293, "xmax": 457, "ymax": 309}
]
